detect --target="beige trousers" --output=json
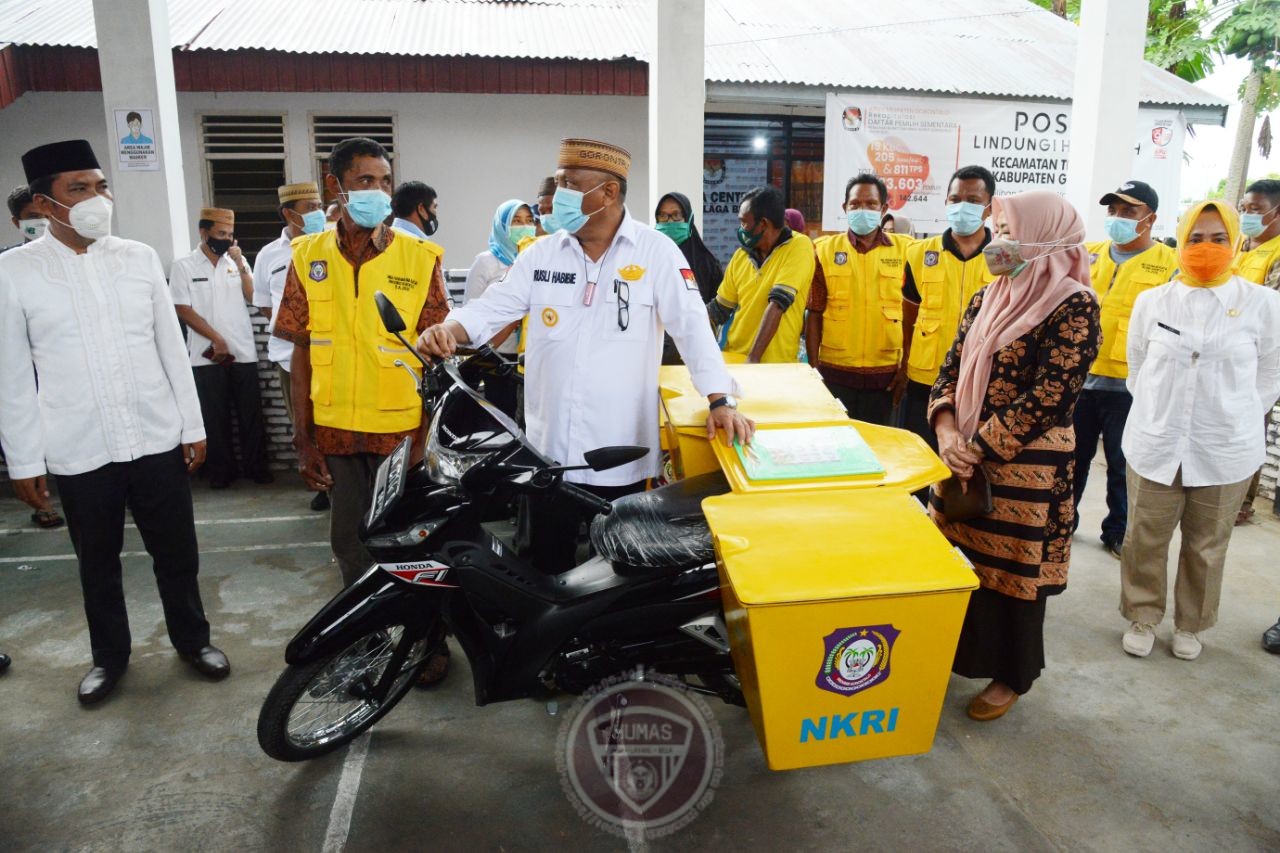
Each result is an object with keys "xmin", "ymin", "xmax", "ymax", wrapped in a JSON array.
[{"xmin": 1120, "ymin": 466, "xmax": 1252, "ymax": 633}]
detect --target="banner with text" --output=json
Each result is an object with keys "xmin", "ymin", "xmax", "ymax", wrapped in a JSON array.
[
  {"xmin": 702, "ymin": 156, "xmax": 768, "ymax": 265},
  {"xmin": 823, "ymin": 93, "xmax": 1185, "ymax": 240}
]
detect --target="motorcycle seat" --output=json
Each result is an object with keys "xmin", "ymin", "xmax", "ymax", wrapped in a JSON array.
[{"xmin": 590, "ymin": 471, "xmax": 730, "ymax": 576}]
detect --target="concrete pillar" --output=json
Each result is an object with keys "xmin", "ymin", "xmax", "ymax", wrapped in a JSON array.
[
  {"xmin": 647, "ymin": 0, "xmax": 705, "ymax": 222},
  {"xmin": 91, "ymin": 0, "xmax": 189, "ymax": 267},
  {"xmin": 1063, "ymin": 0, "xmax": 1147, "ymax": 239}
]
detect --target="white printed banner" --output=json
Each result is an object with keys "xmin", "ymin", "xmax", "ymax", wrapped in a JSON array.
[{"xmin": 824, "ymin": 93, "xmax": 1185, "ymax": 239}]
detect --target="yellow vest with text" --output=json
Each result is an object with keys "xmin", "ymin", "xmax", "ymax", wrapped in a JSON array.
[
  {"xmin": 815, "ymin": 232, "xmax": 912, "ymax": 369},
  {"xmin": 1234, "ymin": 232, "xmax": 1280, "ymax": 285},
  {"xmin": 295, "ymin": 230, "xmax": 444, "ymax": 432},
  {"xmin": 1086, "ymin": 240, "xmax": 1178, "ymax": 379},
  {"xmin": 904, "ymin": 235, "xmax": 995, "ymax": 386}
]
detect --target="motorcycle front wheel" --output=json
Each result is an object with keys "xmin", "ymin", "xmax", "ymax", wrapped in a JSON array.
[{"xmin": 257, "ymin": 624, "xmax": 433, "ymax": 762}]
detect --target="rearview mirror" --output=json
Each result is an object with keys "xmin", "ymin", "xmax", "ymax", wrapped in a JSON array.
[
  {"xmin": 584, "ymin": 446, "xmax": 649, "ymax": 472},
  {"xmin": 374, "ymin": 291, "xmax": 406, "ymax": 334}
]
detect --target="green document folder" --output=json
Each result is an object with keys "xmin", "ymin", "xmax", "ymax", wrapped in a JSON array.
[{"xmin": 734, "ymin": 425, "xmax": 885, "ymax": 481}]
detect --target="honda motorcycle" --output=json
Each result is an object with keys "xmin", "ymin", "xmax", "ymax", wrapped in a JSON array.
[{"xmin": 257, "ymin": 293, "xmax": 740, "ymax": 762}]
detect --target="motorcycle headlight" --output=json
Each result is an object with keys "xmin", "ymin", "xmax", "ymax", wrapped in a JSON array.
[
  {"xmin": 425, "ymin": 414, "xmax": 489, "ymax": 486},
  {"xmin": 366, "ymin": 518, "xmax": 446, "ymax": 548}
]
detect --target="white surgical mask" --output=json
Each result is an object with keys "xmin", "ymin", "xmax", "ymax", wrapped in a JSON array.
[
  {"xmin": 45, "ymin": 194, "xmax": 113, "ymax": 241},
  {"xmin": 18, "ymin": 217, "xmax": 48, "ymax": 241}
]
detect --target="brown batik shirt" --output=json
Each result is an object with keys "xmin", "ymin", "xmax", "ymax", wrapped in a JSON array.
[{"xmin": 273, "ymin": 221, "xmax": 450, "ymax": 456}]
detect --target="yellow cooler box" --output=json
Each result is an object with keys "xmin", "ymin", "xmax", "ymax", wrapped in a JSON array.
[{"xmin": 702, "ymin": 475, "xmax": 978, "ymax": 772}]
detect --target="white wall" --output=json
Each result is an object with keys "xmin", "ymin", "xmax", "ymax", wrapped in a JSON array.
[{"xmin": 1, "ymin": 90, "xmax": 651, "ymax": 263}]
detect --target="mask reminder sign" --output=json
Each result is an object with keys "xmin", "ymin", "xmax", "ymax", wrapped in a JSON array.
[
  {"xmin": 114, "ymin": 108, "xmax": 159, "ymax": 171},
  {"xmin": 824, "ymin": 93, "xmax": 1185, "ymax": 240},
  {"xmin": 735, "ymin": 426, "xmax": 885, "ymax": 482}
]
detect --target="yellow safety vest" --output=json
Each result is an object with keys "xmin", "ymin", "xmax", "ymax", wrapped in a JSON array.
[
  {"xmin": 904, "ymin": 235, "xmax": 995, "ymax": 386},
  {"xmin": 1234, "ymin": 232, "xmax": 1280, "ymax": 285},
  {"xmin": 295, "ymin": 229, "xmax": 444, "ymax": 433},
  {"xmin": 814, "ymin": 232, "xmax": 912, "ymax": 370},
  {"xmin": 1086, "ymin": 240, "xmax": 1178, "ymax": 379},
  {"xmin": 717, "ymin": 232, "xmax": 815, "ymax": 363}
]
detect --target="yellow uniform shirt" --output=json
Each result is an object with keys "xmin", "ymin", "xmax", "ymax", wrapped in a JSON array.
[
  {"xmin": 1086, "ymin": 240, "xmax": 1179, "ymax": 379},
  {"xmin": 812, "ymin": 231, "xmax": 912, "ymax": 370},
  {"xmin": 904, "ymin": 233, "xmax": 995, "ymax": 386},
  {"xmin": 1234, "ymin": 232, "xmax": 1280, "ymax": 289},
  {"xmin": 715, "ymin": 232, "xmax": 815, "ymax": 363}
]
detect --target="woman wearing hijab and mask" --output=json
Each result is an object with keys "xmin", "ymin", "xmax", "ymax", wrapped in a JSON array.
[
  {"xmin": 929, "ymin": 190, "xmax": 1100, "ymax": 721},
  {"xmin": 655, "ymin": 192, "xmax": 725, "ymax": 364},
  {"xmin": 1118, "ymin": 201, "xmax": 1280, "ymax": 662},
  {"xmin": 463, "ymin": 198, "xmax": 536, "ymax": 417}
]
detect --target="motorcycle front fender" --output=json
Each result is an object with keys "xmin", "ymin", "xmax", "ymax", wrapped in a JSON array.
[{"xmin": 284, "ymin": 567, "xmax": 436, "ymax": 666}]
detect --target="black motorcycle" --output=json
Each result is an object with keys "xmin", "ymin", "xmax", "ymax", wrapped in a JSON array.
[{"xmin": 257, "ymin": 292, "xmax": 741, "ymax": 762}]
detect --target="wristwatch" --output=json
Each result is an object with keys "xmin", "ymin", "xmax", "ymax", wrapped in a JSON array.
[{"xmin": 709, "ymin": 395, "xmax": 739, "ymax": 412}]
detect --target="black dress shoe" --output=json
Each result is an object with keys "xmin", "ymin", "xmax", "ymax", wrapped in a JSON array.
[
  {"xmin": 180, "ymin": 645, "xmax": 231, "ymax": 679},
  {"xmin": 0, "ymin": 652, "xmax": 10, "ymax": 674},
  {"xmin": 1263, "ymin": 619, "xmax": 1280, "ymax": 654},
  {"xmin": 78, "ymin": 665, "xmax": 124, "ymax": 705},
  {"xmin": 310, "ymin": 491, "xmax": 330, "ymax": 511}
]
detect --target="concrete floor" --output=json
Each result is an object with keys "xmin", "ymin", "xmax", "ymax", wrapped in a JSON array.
[{"xmin": 1, "ymin": 463, "xmax": 1277, "ymax": 852}]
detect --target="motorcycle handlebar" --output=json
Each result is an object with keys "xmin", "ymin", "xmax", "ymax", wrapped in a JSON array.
[{"xmin": 556, "ymin": 480, "xmax": 613, "ymax": 516}]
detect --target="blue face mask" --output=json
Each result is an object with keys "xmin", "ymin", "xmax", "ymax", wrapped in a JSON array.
[
  {"xmin": 340, "ymin": 185, "xmax": 392, "ymax": 229},
  {"xmin": 1104, "ymin": 215, "xmax": 1144, "ymax": 245},
  {"xmin": 300, "ymin": 209, "xmax": 326, "ymax": 235},
  {"xmin": 946, "ymin": 202, "xmax": 986, "ymax": 237},
  {"xmin": 550, "ymin": 183, "xmax": 606, "ymax": 235},
  {"xmin": 846, "ymin": 209, "xmax": 881, "ymax": 236},
  {"xmin": 1240, "ymin": 209, "xmax": 1274, "ymax": 238}
]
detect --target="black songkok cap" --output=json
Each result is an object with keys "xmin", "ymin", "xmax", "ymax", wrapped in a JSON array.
[{"xmin": 22, "ymin": 140, "xmax": 101, "ymax": 185}]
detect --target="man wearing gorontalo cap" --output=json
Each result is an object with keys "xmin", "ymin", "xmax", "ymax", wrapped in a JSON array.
[
  {"xmin": 1073, "ymin": 180, "xmax": 1177, "ymax": 559},
  {"xmin": 170, "ymin": 205, "xmax": 271, "ymax": 489},
  {"xmin": 253, "ymin": 182, "xmax": 329, "ymax": 509},
  {"xmin": 418, "ymin": 137, "xmax": 753, "ymax": 572},
  {"xmin": 0, "ymin": 139, "xmax": 229, "ymax": 704}
]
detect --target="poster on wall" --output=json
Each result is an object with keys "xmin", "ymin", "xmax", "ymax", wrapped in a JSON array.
[
  {"xmin": 702, "ymin": 157, "xmax": 768, "ymax": 265},
  {"xmin": 824, "ymin": 93, "xmax": 1186, "ymax": 240},
  {"xmin": 114, "ymin": 108, "xmax": 159, "ymax": 171}
]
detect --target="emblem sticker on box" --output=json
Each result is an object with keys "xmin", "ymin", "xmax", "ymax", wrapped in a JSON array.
[{"xmin": 816, "ymin": 624, "xmax": 900, "ymax": 696}]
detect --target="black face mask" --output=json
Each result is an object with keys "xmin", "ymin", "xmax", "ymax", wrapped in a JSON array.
[
  {"xmin": 422, "ymin": 210, "xmax": 439, "ymax": 237},
  {"xmin": 206, "ymin": 237, "xmax": 233, "ymax": 256}
]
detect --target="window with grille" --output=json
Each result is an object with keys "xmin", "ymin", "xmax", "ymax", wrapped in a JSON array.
[
  {"xmin": 311, "ymin": 114, "xmax": 397, "ymax": 203},
  {"xmin": 198, "ymin": 114, "xmax": 288, "ymax": 261}
]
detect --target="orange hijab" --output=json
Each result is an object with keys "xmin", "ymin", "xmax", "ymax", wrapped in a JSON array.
[{"xmin": 953, "ymin": 191, "xmax": 1091, "ymax": 438}]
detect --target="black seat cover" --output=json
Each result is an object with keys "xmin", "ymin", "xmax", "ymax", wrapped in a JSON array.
[{"xmin": 590, "ymin": 471, "xmax": 730, "ymax": 574}]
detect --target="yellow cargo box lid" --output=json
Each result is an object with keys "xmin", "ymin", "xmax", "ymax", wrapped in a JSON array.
[
  {"xmin": 703, "ymin": 489, "xmax": 978, "ymax": 605},
  {"xmin": 660, "ymin": 363, "xmax": 846, "ymax": 428}
]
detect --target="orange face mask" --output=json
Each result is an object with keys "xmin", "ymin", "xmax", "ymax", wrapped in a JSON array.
[{"xmin": 1179, "ymin": 242, "xmax": 1234, "ymax": 287}]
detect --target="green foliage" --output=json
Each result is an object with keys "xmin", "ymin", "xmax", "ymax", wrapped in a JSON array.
[
  {"xmin": 1217, "ymin": 0, "xmax": 1280, "ymax": 71},
  {"xmin": 1146, "ymin": 0, "xmax": 1220, "ymax": 82}
]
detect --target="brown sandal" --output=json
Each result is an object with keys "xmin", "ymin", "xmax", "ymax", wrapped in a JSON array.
[
  {"xmin": 967, "ymin": 692, "xmax": 1018, "ymax": 721},
  {"xmin": 31, "ymin": 509, "xmax": 65, "ymax": 529}
]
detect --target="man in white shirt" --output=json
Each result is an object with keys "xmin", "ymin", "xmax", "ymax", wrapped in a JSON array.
[
  {"xmin": 417, "ymin": 137, "xmax": 753, "ymax": 572},
  {"xmin": 253, "ymin": 181, "xmax": 328, "ymax": 510},
  {"xmin": 0, "ymin": 139, "xmax": 229, "ymax": 704},
  {"xmin": 390, "ymin": 181, "xmax": 439, "ymax": 240},
  {"xmin": 1119, "ymin": 201, "xmax": 1280, "ymax": 661},
  {"xmin": 171, "ymin": 206, "xmax": 271, "ymax": 489}
]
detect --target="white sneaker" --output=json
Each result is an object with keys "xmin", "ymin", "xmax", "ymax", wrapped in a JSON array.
[
  {"xmin": 1123, "ymin": 622, "xmax": 1156, "ymax": 657},
  {"xmin": 1172, "ymin": 630, "xmax": 1202, "ymax": 661}
]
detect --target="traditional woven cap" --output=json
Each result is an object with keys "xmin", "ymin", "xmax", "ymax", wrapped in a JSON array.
[
  {"xmin": 22, "ymin": 139, "xmax": 100, "ymax": 184},
  {"xmin": 537, "ymin": 176, "xmax": 557, "ymax": 198},
  {"xmin": 278, "ymin": 181, "xmax": 320, "ymax": 204},
  {"xmin": 557, "ymin": 138, "xmax": 631, "ymax": 180},
  {"xmin": 199, "ymin": 207, "xmax": 235, "ymax": 226}
]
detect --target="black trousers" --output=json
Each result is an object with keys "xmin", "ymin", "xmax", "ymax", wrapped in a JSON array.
[
  {"xmin": 825, "ymin": 382, "xmax": 895, "ymax": 426},
  {"xmin": 952, "ymin": 586, "xmax": 1048, "ymax": 695},
  {"xmin": 1072, "ymin": 388, "xmax": 1132, "ymax": 544},
  {"xmin": 524, "ymin": 480, "xmax": 647, "ymax": 573},
  {"xmin": 56, "ymin": 447, "xmax": 211, "ymax": 670},
  {"xmin": 193, "ymin": 362, "xmax": 269, "ymax": 485},
  {"xmin": 901, "ymin": 379, "xmax": 938, "ymax": 453}
]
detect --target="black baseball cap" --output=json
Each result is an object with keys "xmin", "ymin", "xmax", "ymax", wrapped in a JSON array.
[{"xmin": 1099, "ymin": 180, "xmax": 1158, "ymax": 213}]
